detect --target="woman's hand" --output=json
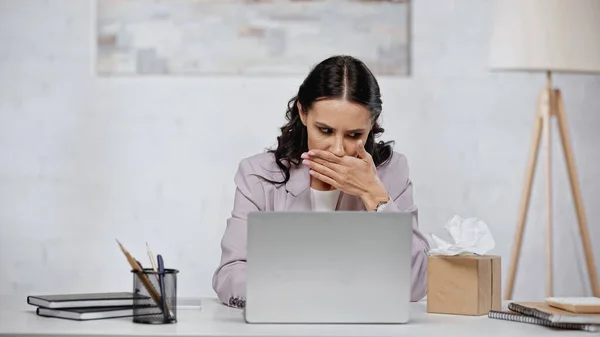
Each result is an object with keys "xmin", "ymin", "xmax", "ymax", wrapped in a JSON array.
[{"xmin": 301, "ymin": 140, "xmax": 390, "ymax": 210}]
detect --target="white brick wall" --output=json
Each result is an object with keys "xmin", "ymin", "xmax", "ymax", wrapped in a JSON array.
[{"xmin": 1, "ymin": 0, "xmax": 599, "ymax": 300}]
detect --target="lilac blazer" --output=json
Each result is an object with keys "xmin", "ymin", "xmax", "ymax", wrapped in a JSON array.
[{"xmin": 212, "ymin": 151, "xmax": 430, "ymax": 308}]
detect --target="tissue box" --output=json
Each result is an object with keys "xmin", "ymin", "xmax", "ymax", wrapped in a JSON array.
[{"xmin": 427, "ymin": 255, "xmax": 501, "ymax": 315}]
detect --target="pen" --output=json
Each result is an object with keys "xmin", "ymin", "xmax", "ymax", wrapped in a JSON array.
[{"xmin": 157, "ymin": 254, "xmax": 170, "ymax": 322}]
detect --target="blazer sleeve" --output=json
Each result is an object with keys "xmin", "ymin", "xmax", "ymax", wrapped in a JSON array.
[
  {"xmin": 212, "ymin": 158, "xmax": 266, "ymax": 308},
  {"xmin": 379, "ymin": 153, "xmax": 430, "ymax": 302}
]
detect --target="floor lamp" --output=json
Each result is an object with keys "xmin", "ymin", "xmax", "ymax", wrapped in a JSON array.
[{"xmin": 489, "ymin": 0, "xmax": 600, "ymax": 300}]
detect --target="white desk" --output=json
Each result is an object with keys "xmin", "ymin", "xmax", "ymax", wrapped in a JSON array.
[{"xmin": 0, "ymin": 297, "xmax": 583, "ymax": 337}]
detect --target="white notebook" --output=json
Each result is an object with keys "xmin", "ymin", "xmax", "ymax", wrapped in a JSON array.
[{"xmin": 546, "ymin": 297, "xmax": 600, "ymax": 314}]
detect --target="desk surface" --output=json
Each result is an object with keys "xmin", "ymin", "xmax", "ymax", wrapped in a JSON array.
[{"xmin": 0, "ymin": 297, "xmax": 584, "ymax": 337}]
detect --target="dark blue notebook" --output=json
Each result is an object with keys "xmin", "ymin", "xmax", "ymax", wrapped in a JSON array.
[
  {"xmin": 36, "ymin": 305, "xmax": 159, "ymax": 321},
  {"xmin": 27, "ymin": 292, "xmax": 152, "ymax": 309}
]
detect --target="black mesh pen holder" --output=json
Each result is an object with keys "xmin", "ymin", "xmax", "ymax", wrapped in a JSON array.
[{"xmin": 131, "ymin": 268, "xmax": 179, "ymax": 324}]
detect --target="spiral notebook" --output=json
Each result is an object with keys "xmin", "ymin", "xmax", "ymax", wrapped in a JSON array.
[
  {"xmin": 488, "ymin": 310, "xmax": 599, "ymax": 332},
  {"xmin": 508, "ymin": 302, "xmax": 600, "ymax": 324}
]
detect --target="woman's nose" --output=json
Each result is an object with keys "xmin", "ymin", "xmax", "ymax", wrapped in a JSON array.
[{"xmin": 330, "ymin": 137, "xmax": 345, "ymax": 157}]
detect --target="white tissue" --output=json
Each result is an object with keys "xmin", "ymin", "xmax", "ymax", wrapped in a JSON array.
[{"xmin": 428, "ymin": 215, "xmax": 495, "ymax": 256}]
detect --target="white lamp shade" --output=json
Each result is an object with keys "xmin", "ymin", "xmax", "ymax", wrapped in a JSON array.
[{"xmin": 489, "ymin": 0, "xmax": 600, "ymax": 74}]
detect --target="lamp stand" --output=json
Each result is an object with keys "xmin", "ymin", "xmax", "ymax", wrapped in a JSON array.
[{"xmin": 504, "ymin": 72, "xmax": 600, "ymax": 300}]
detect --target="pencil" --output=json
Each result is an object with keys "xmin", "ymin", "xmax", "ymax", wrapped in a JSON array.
[
  {"xmin": 116, "ymin": 239, "xmax": 163, "ymax": 310},
  {"xmin": 146, "ymin": 242, "xmax": 159, "ymax": 274}
]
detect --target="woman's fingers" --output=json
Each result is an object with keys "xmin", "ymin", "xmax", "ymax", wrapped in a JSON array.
[
  {"xmin": 304, "ymin": 156, "xmax": 345, "ymax": 173},
  {"xmin": 302, "ymin": 159, "xmax": 341, "ymax": 182},
  {"xmin": 304, "ymin": 149, "xmax": 342, "ymax": 164},
  {"xmin": 356, "ymin": 139, "xmax": 373, "ymax": 164},
  {"xmin": 308, "ymin": 169, "xmax": 340, "ymax": 189}
]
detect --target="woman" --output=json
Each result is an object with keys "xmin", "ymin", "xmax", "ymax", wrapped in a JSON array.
[{"xmin": 212, "ymin": 55, "xmax": 430, "ymax": 308}]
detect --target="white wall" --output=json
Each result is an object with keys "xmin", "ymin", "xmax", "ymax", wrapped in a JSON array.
[{"xmin": 1, "ymin": 0, "xmax": 599, "ymax": 301}]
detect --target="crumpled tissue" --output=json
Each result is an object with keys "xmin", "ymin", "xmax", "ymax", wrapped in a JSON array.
[{"xmin": 428, "ymin": 215, "xmax": 495, "ymax": 256}]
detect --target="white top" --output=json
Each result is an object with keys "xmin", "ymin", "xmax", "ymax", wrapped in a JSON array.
[
  {"xmin": 310, "ymin": 188, "xmax": 340, "ymax": 211},
  {"xmin": 310, "ymin": 188, "xmax": 340, "ymax": 212},
  {"xmin": 0, "ymin": 296, "xmax": 580, "ymax": 337}
]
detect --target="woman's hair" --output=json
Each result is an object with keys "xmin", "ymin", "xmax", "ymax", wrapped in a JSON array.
[{"xmin": 267, "ymin": 55, "xmax": 394, "ymax": 185}]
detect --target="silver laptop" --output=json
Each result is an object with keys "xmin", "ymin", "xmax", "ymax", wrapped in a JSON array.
[{"xmin": 244, "ymin": 211, "xmax": 413, "ymax": 324}]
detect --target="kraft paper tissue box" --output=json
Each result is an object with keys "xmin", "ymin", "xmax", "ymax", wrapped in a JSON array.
[
  {"xmin": 426, "ymin": 215, "xmax": 502, "ymax": 316},
  {"xmin": 427, "ymin": 254, "xmax": 501, "ymax": 315}
]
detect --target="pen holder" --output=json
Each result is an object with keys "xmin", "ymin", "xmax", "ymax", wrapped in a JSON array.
[{"xmin": 131, "ymin": 268, "xmax": 179, "ymax": 324}]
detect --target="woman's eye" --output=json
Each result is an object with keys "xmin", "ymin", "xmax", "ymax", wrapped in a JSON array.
[
  {"xmin": 319, "ymin": 128, "xmax": 332, "ymax": 134},
  {"xmin": 349, "ymin": 133, "xmax": 362, "ymax": 138}
]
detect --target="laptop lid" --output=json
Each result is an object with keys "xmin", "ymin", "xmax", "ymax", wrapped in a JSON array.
[{"xmin": 244, "ymin": 211, "xmax": 413, "ymax": 324}]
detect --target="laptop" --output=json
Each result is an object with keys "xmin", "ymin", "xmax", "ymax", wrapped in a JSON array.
[{"xmin": 244, "ymin": 211, "xmax": 414, "ymax": 324}]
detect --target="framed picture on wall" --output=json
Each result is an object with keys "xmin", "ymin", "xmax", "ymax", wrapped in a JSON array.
[{"xmin": 95, "ymin": 0, "xmax": 411, "ymax": 76}]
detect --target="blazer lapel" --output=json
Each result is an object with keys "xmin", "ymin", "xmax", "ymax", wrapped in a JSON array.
[{"xmin": 284, "ymin": 163, "xmax": 312, "ymax": 211}]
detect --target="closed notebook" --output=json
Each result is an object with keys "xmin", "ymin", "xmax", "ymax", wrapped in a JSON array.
[
  {"xmin": 36, "ymin": 305, "xmax": 160, "ymax": 321},
  {"xmin": 509, "ymin": 302, "xmax": 600, "ymax": 325},
  {"xmin": 488, "ymin": 310, "xmax": 599, "ymax": 332},
  {"xmin": 546, "ymin": 297, "xmax": 600, "ymax": 314},
  {"xmin": 27, "ymin": 292, "xmax": 153, "ymax": 309}
]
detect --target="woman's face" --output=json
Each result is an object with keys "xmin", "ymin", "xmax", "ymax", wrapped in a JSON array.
[{"xmin": 299, "ymin": 99, "xmax": 372, "ymax": 158}]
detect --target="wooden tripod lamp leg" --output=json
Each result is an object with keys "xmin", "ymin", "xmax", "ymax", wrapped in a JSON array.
[
  {"xmin": 543, "ymin": 90, "xmax": 553, "ymax": 298},
  {"xmin": 554, "ymin": 90, "xmax": 600, "ymax": 297},
  {"xmin": 504, "ymin": 91, "xmax": 545, "ymax": 300}
]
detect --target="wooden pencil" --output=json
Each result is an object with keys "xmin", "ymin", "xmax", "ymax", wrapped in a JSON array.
[
  {"xmin": 116, "ymin": 239, "xmax": 163, "ymax": 309},
  {"xmin": 146, "ymin": 242, "xmax": 159, "ymax": 274}
]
